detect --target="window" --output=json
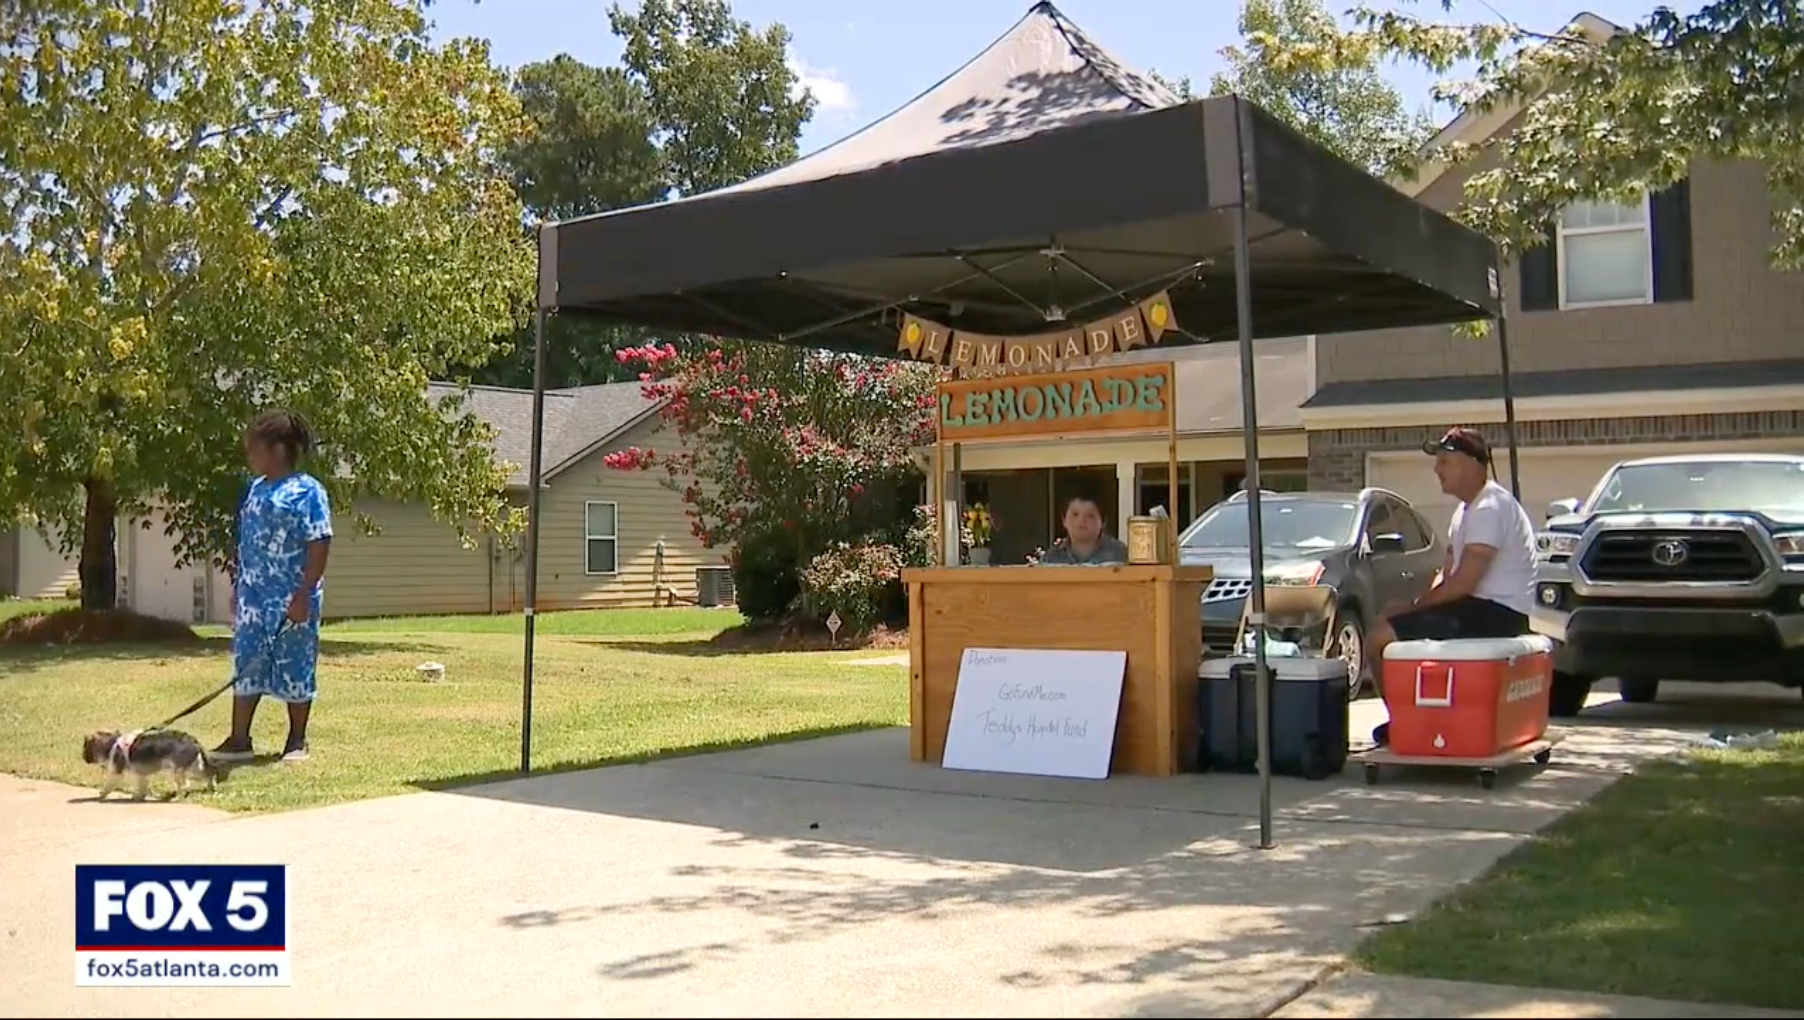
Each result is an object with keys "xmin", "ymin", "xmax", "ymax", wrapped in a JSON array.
[
  {"xmin": 1182, "ymin": 498, "xmax": 1359, "ymax": 552},
  {"xmin": 1397, "ymin": 508, "xmax": 1435, "ymax": 552},
  {"xmin": 1556, "ymin": 196, "xmax": 1653, "ymax": 308},
  {"xmin": 1361, "ymin": 498, "xmax": 1400, "ymax": 547},
  {"xmin": 1588, "ymin": 460, "xmax": 1804, "ymax": 515},
  {"xmin": 583, "ymin": 501, "xmax": 618, "ymax": 576},
  {"xmin": 1222, "ymin": 468, "xmax": 1309, "ymax": 500}
]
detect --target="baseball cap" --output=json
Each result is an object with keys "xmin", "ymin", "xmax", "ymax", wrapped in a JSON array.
[{"xmin": 1422, "ymin": 426, "xmax": 1491, "ymax": 465}]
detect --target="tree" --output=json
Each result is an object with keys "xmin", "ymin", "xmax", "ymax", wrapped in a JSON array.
[
  {"xmin": 0, "ymin": 0, "xmax": 536, "ymax": 609},
  {"xmin": 1147, "ymin": 70, "xmax": 1196, "ymax": 101},
  {"xmin": 1208, "ymin": 0, "xmax": 1437, "ymax": 178},
  {"xmin": 602, "ymin": 341, "xmax": 936, "ymax": 619},
  {"xmin": 609, "ymin": 0, "xmax": 816, "ymax": 196},
  {"xmin": 502, "ymin": 55, "xmax": 664, "ymax": 221},
  {"xmin": 476, "ymin": 55, "xmax": 665, "ymax": 389},
  {"xmin": 475, "ymin": 0, "xmax": 819, "ymax": 389},
  {"xmin": 1291, "ymin": 0, "xmax": 1804, "ymax": 266}
]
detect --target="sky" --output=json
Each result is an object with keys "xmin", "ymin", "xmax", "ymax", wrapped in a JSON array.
[{"xmin": 420, "ymin": 0, "xmax": 1692, "ymax": 157}]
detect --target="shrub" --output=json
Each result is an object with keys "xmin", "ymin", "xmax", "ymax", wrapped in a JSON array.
[
  {"xmin": 799, "ymin": 541, "xmax": 904, "ymax": 633},
  {"xmin": 902, "ymin": 503, "xmax": 938, "ymax": 568},
  {"xmin": 730, "ymin": 528, "xmax": 801, "ymax": 623}
]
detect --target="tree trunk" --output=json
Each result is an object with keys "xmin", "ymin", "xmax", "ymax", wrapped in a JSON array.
[{"xmin": 79, "ymin": 475, "xmax": 118, "ymax": 611}]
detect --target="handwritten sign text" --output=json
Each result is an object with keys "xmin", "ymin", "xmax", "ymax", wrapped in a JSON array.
[{"xmin": 941, "ymin": 647, "xmax": 1127, "ymax": 780}]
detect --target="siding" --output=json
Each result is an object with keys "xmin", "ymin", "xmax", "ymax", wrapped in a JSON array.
[
  {"xmin": 122, "ymin": 507, "xmax": 232, "ymax": 625},
  {"xmin": 14, "ymin": 523, "xmax": 82, "ymax": 600},
  {"xmin": 1318, "ymin": 151, "xmax": 1803, "ymax": 385},
  {"xmin": 1308, "ymin": 413, "xmax": 1804, "ymax": 492},
  {"xmin": 533, "ymin": 416, "xmax": 718, "ymax": 610},
  {"xmin": 323, "ymin": 498, "xmax": 501, "ymax": 620},
  {"xmin": 51, "ymin": 416, "xmax": 708, "ymax": 621}
]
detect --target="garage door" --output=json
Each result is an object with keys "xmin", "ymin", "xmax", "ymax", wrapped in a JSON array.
[{"xmin": 1368, "ymin": 447, "xmax": 1641, "ymax": 536}]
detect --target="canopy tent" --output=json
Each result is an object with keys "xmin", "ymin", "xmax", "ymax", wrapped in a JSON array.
[
  {"xmin": 518, "ymin": 2, "xmax": 1516, "ymax": 850},
  {"xmin": 536, "ymin": 3, "xmax": 1499, "ymax": 349}
]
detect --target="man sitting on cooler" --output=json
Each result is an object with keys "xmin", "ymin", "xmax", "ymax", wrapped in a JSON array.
[
  {"xmin": 1367, "ymin": 426, "xmax": 1538, "ymax": 672},
  {"xmin": 1037, "ymin": 493, "xmax": 1130, "ymax": 566}
]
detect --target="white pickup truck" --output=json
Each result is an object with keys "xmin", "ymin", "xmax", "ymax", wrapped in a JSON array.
[{"xmin": 1529, "ymin": 453, "xmax": 1804, "ymax": 716}]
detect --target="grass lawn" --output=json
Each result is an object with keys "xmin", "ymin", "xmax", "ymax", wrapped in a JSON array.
[
  {"xmin": 1355, "ymin": 731, "xmax": 1804, "ymax": 1011},
  {"xmin": 0, "ymin": 605, "xmax": 907, "ymax": 813},
  {"xmin": 0, "ymin": 597, "xmax": 68, "ymax": 623}
]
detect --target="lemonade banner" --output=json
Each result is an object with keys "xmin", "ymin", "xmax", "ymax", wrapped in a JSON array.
[{"xmin": 896, "ymin": 290, "xmax": 1177, "ymax": 377}]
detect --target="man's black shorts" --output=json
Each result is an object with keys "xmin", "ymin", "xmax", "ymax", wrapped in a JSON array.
[{"xmin": 1389, "ymin": 595, "xmax": 1529, "ymax": 642}]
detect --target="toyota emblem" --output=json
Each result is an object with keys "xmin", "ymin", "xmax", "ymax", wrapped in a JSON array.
[{"xmin": 1651, "ymin": 539, "xmax": 1690, "ymax": 567}]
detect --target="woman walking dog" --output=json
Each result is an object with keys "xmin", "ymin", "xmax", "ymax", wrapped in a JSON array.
[{"xmin": 213, "ymin": 409, "xmax": 333, "ymax": 764}]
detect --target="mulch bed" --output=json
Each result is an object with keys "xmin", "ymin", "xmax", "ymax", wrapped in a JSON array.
[
  {"xmin": 708, "ymin": 616, "xmax": 908, "ymax": 653},
  {"xmin": 0, "ymin": 608, "xmax": 203, "ymax": 648}
]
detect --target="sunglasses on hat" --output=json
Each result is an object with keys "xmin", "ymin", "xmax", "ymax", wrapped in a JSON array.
[{"xmin": 1422, "ymin": 427, "xmax": 1492, "ymax": 466}]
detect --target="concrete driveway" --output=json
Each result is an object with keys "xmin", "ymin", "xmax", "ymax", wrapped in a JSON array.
[{"xmin": 5, "ymin": 682, "xmax": 1799, "ymax": 1018}]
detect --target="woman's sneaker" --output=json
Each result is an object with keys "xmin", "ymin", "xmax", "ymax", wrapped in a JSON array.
[
  {"xmin": 280, "ymin": 740, "xmax": 309, "ymax": 764},
  {"xmin": 212, "ymin": 737, "xmax": 254, "ymax": 763}
]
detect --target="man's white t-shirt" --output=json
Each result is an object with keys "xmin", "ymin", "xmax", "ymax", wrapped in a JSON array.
[{"xmin": 1449, "ymin": 479, "xmax": 1537, "ymax": 615}]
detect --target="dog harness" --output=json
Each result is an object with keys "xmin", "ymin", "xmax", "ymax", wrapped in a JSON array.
[{"xmin": 108, "ymin": 729, "xmax": 144, "ymax": 768}]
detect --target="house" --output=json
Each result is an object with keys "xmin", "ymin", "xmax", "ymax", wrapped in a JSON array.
[
  {"xmin": 1300, "ymin": 13, "xmax": 1804, "ymax": 531},
  {"xmin": 113, "ymin": 381, "xmax": 716, "ymax": 625},
  {"xmin": 0, "ymin": 520, "xmax": 82, "ymax": 601},
  {"xmin": 927, "ymin": 337, "xmax": 1317, "ymax": 565}
]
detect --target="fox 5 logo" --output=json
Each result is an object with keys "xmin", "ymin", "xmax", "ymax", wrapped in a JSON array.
[{"xmin": 77, "ymin": 865, "xmax": 287, "ymax": 950}]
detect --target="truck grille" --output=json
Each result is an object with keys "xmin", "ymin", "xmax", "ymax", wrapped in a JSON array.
[
  {"xmin": 1201, "ymin": 622, "xmax": 1239, "ymax": 655},
  {"xmin": 1580, "ymin": 531, "xmax": 1765, "ymax": 583}
]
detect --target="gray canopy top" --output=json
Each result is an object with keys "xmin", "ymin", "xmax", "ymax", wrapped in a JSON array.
[{"xmin": 535, "ymin": 1, "xmax": 1501, "ymax": 354}]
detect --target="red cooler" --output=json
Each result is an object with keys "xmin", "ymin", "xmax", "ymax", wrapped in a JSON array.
[{"xmin": 1380, "ymin": 635, "xmax": 1555, "ymax": 759}]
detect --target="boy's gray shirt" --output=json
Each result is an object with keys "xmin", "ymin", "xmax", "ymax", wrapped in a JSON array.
[{"xmin": 1037, "ymin": 535, "xmax": 1131, "ymax": 566}]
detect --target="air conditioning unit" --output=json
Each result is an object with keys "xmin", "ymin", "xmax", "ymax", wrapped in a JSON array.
[{"xmin": 695, "ymin": 566, "xmax": 736, "ymax": 608}]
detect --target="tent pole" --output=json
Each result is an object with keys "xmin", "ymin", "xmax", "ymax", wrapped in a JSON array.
[
  {"xmin": 1231, "ymin": 201, "xmax": 1274, "ymax": 852},
  {"xmin": 521, "ymin": 304, "xmax": 549, "ymax": 774},
  {"xmin": 1494, "ymin": 279, "xmax": 1523, "ymax": 499}
]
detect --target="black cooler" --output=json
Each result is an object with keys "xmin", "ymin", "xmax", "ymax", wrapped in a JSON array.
[{"xmin": 1194, "ymin": 657, "xmax": 1350, "ymax": 780}]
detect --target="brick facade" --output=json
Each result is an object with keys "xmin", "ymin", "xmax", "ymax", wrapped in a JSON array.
[
  {"xmin": 1313, "ymin": 158, "xmax": 1804, "ymax": 387},
  {"xmin": 1307, "ymin": 411, "xmax": 1804, "ymax": 490}
]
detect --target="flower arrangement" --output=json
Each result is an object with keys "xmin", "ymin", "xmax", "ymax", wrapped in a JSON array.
[{"xmin": 962, "ymin": 503, "xmax": 993, "ymax": 548}]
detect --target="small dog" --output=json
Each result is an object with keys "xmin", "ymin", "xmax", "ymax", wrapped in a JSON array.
[{"xmin": 81, "ymin": 729, "xmax": 218, "ymax": 801}]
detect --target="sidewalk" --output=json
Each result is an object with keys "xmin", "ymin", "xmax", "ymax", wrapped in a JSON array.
[{"xmin": 0, "ymin": 705, "xmax": 1732, "ymax": 1017}]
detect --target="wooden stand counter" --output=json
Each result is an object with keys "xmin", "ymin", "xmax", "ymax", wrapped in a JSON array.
[{"xmin": 902, "ymin": 565, "xmax": 1211, "ymax": 777}]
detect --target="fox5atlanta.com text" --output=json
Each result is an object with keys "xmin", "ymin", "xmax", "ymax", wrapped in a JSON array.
[{"xmin": 75, "ymin": 863, "xmax": 290, "ymax": 987}]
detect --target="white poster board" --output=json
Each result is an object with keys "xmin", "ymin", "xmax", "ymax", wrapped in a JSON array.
[{"xmin": 940, "ymin": 647, "xmax": 1128, "ymax": 781}]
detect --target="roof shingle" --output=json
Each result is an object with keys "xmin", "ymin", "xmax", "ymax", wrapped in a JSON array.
[{"xmin": 427, "ymin": 381, "xmax": 661, "ymax": 487}]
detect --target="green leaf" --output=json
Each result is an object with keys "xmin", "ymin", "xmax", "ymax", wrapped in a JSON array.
[{"xmin": 0, "ymin": 0, "xmax": 536, "ymax": 586}]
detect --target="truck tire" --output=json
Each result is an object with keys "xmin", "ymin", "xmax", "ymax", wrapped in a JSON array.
[
  {"xmin": 1550, "ymin": 672, "xmax": 1592, "ymax": 718},
  {"xmin": 1618, "ymin": 677, "xmax": 1661, "ymax": 704}
]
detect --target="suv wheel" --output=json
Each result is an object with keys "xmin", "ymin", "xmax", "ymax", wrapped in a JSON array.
[
  {"xmin": 1549, "ymin": 671, "xmax": 1593, "ymax": 718},
  {"xmin": 1618, "ymin": 677, "xmax": 1661, "ymax": 704},
  {"xmin": 1329, "ymin": 609, "xmax": 1366, "ymax": 701}
]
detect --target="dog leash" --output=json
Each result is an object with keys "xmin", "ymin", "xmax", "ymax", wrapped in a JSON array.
[{"xmin": 146, "ymin": 620, "xmax": 296, "ymax": 732}]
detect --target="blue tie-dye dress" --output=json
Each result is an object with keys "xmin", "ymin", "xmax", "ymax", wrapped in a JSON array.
[{"xmin": 232, "ymin": 472, "xmax": 334, "ymax": 703}]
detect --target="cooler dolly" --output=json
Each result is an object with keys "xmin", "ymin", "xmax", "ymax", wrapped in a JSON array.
[
  {"xmin": 1362, "ymin": 635, "xmax": 1563, "ymax": 790},
  {"xmin": 1356, "ymin": 733, "xmax": 1561, "ymax": 790}
]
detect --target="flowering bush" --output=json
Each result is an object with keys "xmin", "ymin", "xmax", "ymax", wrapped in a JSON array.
[
  {"xmin": 799, "ymin": 541, "xmax": 904, "ymax": 632},
  {"xmin": 603, "ymin": 340, "xmax": 937, "ymax": 619},
  {"xmin": 903, "ymin": 503, "xmax": 939, "ymax": 568}
]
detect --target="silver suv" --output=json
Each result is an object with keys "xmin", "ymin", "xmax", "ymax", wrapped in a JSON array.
[{"xmin": 1531, "ymin": 453, "xmax": 1804, "ymax": 716}]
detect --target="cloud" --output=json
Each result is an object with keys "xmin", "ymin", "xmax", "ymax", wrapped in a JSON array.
[{"xmin": 788, "ymin": 57, "xmax": 856, "ymax": 116}]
